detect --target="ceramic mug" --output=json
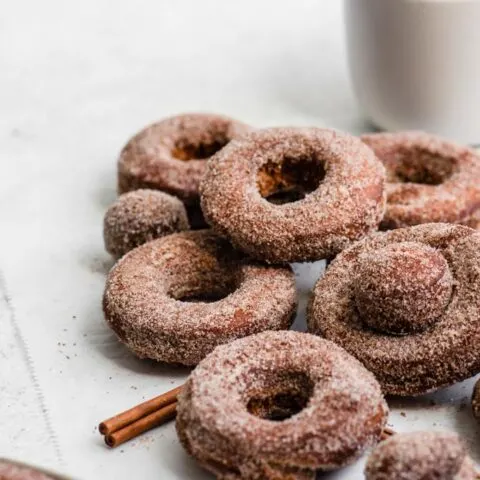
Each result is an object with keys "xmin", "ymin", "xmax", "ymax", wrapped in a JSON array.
[{"xmin": 344, "ymin": 0, "xmax": 480, "ymax": 144}]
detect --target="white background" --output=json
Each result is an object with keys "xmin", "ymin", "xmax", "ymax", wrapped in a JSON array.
[{"xmin": 1, "ymin": 1, "xmax": 479, "ymax": 479}]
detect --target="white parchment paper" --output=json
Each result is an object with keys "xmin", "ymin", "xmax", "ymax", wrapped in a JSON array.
[{"xmin": 0, "ymin": 1, "xmax": 478, "ymax": 478}]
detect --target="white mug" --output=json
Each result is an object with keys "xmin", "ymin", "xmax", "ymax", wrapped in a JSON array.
[{"xmin": 344, "ymin": 0, "xmax": 480, "ymax": 144}]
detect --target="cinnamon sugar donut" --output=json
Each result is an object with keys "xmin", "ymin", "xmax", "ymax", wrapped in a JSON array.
[
  {"xmin": 0, "ymin": 460, "xmax": 65, "ymax": 480},
  {"xmin": 176, "ymin": 331, "xmax": 388, "ymax": 479},
  {"xmin": 308, "ymin": 223, "xmax": 480, "ymax": 395},
  {"xmin": 117, "ymin": 113, "xmax": 251, "ymax": 205},
  {"xmin": 472, "ymin": 378, "xmax": 480, "ymax": 422},
  {"xmin": 103, "ymin": 230, "xmax": 296, "ymax": 365},
  {"xmin": 103, "ymin": 189, "xmax": 189, "ymax": 257},
  {"xmin": 361, "ymin": 131, "xmax": 480, "ymax": 229},
  {"xmin": 201, "ymin": 127, "xmax": 386, "ymax": 263},
  {"xmin": 365, "ymin": 431, "xmax": 478, "ymax": 480}
]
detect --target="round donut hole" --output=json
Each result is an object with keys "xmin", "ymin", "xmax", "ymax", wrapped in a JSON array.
[
  {"xmin": 354, "ymin": 242, "xmax": 453, "ymax": 335},
  {"xmin": 246, "ymin": 372, "xmax": 314, "ymax": 422},
  {"xmin": 393, "ymin": 148, "xmax": 456, "ymax": 185},
  {"xmin": 168, "ymin": 276, "xmax": 239, "ymax": 304},
  {"xmin": 257, "ymin": 156, "xmax": 326, "ymax": 205},
  {"xmin": 172, "ymin": 135, "xmax": 230, "ymax": 161}
]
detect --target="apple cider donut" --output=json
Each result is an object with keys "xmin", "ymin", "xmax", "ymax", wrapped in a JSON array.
[
  {"xmin": 361, "ymin": 131, "xmax": 480, "ymax": 230},
  {"xmin": 201, "ymin": 127, "xmax": 386, "ymax": 263},
  {"xmin": 365, "ymin": 432, "xmax": 478, "ymax": 480},
  {"xmin": 0, "ymin": 460, "xmax": 64, "ymax": 480},
  {"xmin": 308, "ymin": 223, "xmax": 480, "ymax": 395},
  {"xmin": 103, "ymin": 189, "xmax": 189, "ymax": 257},
  {"xmin": 103, "ymin": 230, "xmax": 296, "ymax": 365},
  {"xmin": 117, "ymin": 113, "xmax": 251, "ymax": 204},
  {"xmin": 176, "ymin": 331, "xmax": 388, "ymax": 480}
]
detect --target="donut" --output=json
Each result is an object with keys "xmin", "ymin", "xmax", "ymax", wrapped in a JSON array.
[
  {"xmin": 308, "ymin": 223, "xmax": 480, "ymax": 396},
  {"xmin": 176, "ymin": 330, "xmax": 388, "ymax": 479},
  {"xmin": 103, "ymin": 189, "xmax": 189, "ymax": 257},
  {"xmin": 200, "ymin": 127, "xmax": 386, "ymax": 263},
  {"xmin": 0, "ymin": 460, "xmax": 63, "ymax": 480},
  {"xmin": 472, "ymin": 378, "xmax": 480, "ymax": 422},
  {"xmin": 361, "ymin": 131, "xmax": 480, "ymax": 229},
  {"xmin": 117, "ymin": 113, "xmax": 251, "ymax": 205},
  {"xmin": 365, "ymin": 431, "xmax": 477, "ymax": 480},
  {"xmin": 103, "ymin": 230, "xmax": 296, "ymax": 365}
]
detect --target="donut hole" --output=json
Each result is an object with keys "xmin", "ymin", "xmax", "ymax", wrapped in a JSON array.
[
  {"xmin": 354, "ymin": 242, "xmax": 453, "ymax": 334},
  {"xmin": 175, "ymin": 291, "xmax": 233, "ymax": 303},
  {"xmin": 167, "ymin": 268, "xmax": 240, "ymax": 303},
  {"xmin": 246, "ymin": 372, "xmax": 314, "ymax": 421},
  {"xmin": 172, "ymin": 135, "xmax": 230, "ymax": 161},
  {"xmin": 392, "ymin": 148, "xmax": 456, "ymax": 185},
  {"xmin": 257, "ymin": 156, "xmax": 325, "ymax": 205}
]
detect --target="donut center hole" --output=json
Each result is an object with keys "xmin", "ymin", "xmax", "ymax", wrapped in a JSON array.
[
  {"xmin": 392, "ymin": 148, "xmax": 456, "ymax": 185},
  {"xmin": 172, "ymin": 135, "xmax": 230, "ymax": 161},
  {"xmin": 257, "ymin": 156, "xmax": 325, "ymax": 204},
  {"xmin": 176, "ymin": 291, "xmax": 232, "ymax": 303},
  {"xmin": 247, "ymin": 372, "xmax": 313, "ymax": 421},
  {"xmin": 168, "ymin": 272, "xmax": 239, "ymax": 304}
]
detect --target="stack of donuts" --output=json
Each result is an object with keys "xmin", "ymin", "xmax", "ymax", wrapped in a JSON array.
[{"xmin": 102, "ymin": 113, "xmax": 480, "ymax": 479}]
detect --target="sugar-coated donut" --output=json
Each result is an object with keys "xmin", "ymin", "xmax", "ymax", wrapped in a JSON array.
[
  {"xmin": 365, "ymin": 431, "xmax": 477, "ymax": 480},
  {"xmin": 201, "ymin": 127, "xmax": 386, "ymax": 263},
  {"xmin": 103, "ymin": 189, "xmax": 189, "ymax": 257},
  {"xmin": 103, "ymin": 230, "xmax": 296, "ymax": 365},
  {"xmin": 308, "ymin": 223, "xmax": 480, "ymax": 395},
  {"xmin": 176, "ymin": 330, "xmax": 388, "ymax": 480},
  {"xmin": 361, "ymin": 131, "xmax": 480, "ymax": 229},
  {"xmin": 117, "ymin": 113, "xmax": 251, "ymax": 205},
  {"xmin": 0, "ymin": 460, "xmax": 64, "ymax": 480}
]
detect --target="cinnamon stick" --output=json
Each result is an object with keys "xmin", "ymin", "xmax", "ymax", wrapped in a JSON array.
[
  {"xmin": 99, "ymin": 384, "xmax": 182, "ymax": 435},
  {"xmin": 105, "ymin": 401, "xmax": 178, "ymax": 448}
]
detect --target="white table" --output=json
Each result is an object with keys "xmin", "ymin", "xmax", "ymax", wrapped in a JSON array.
[{"xmin": 1, "ymin": 1, "xmax": 478, "ymax": 478}]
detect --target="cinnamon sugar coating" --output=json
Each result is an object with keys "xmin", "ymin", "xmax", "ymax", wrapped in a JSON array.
[
  {"xmin": 176, "ymin": 331, "xmax": 388, "ymax": 479},
  {"xmin": 200, "ymin": 127, "xmax": 386, "ymax": 263},
  {"xmin": 361, "ymin": 131, "xmax": 480, "ymax": 230},
  {"xmin": 308, "ymin": 223, "xmax": 480, "ymax": 395},
  {"xmin": 117, "ymin": 113, "xmax": 251, "ymax": 205},
  {"xmin": 103, "ymin": 189, "xmax": 189, "ymax": 257},
  {"xmin": 472, "ymin": 378, "xmax": 480, "ymax": 422},
  {"xmin": 365, "ymin": 431, "xmax": 477, "ymax": 480},
  {"xmin": 0, "ymin": 461, "xmax": 59, "ymax": 480},
  {"xmin": 103, "ymin": 230, "xmax": 296, "ymax": 365}
]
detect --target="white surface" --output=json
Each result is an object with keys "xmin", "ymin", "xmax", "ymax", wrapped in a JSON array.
[
  {"xmin": 0, "ymin": 1, "xmax": 478, "ymax": 479},
  {"xmin": 345, "ymin": 0, "xmax": 480, "ymax": 144}
]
